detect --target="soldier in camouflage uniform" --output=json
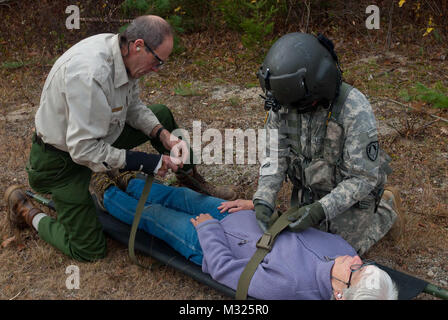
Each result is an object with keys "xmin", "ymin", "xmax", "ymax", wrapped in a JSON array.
[{"xmin": 253, "ymin": 33, "xmax": 403, "ymax": 255}]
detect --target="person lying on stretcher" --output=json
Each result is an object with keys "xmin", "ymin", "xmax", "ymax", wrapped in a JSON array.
[{"xmin": 92, "ymin": 171, "xmax": 398, "ymax": 300}]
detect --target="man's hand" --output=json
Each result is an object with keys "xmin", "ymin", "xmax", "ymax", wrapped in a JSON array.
[
  {"xmin": 254, "ymin": 200, "xmax": 274, "ymax": 232},
  {"xmin": 287, "ymin": 202, "xmax": 325, "ymax": 233},
  {"xmin": 158, "ymin": 129, "xmax": 189, "ymax": 164},
  {"xmin": 218, "ymin": 199, "xmax": 254, "ymax": 213},
  {"xmin": 190, "ymin": 213, "xmax": 213, "ymax": 227},
  {"xmin": 156, "ymin": 154, "xmax": 182, "ymax": 177}
]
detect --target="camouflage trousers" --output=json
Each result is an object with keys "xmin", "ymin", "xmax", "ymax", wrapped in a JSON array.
[{"xmin": 317, "ymin": 195, "xmax": 397, "ymax": 256}]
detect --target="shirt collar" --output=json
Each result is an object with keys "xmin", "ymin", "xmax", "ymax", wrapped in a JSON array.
[{"xmin": 111, "ymin": 34, "xmax": 130, "ymax": 88}]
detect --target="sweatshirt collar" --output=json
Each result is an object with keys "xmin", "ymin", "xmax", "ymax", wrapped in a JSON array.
[{"xmin": 315, "ymin": 259, "xmax": 335, "ymax": 300}]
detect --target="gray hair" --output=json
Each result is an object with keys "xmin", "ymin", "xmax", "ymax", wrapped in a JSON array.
[
  {"xmin": 119, "ymin": 15, "xmax": 173, "ymax": 50},
  {"xmin": 343, "ymin": 265, "xmax": 398, "ymax": 300}
]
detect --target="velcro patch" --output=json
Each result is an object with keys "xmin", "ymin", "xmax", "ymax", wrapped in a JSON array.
[{"xmin": 366, "ymin": 141, "xmax": 379, "ymax": 161}]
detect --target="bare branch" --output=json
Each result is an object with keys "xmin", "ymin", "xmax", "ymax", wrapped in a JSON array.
[
  {"xmin": 377, "ymin": 97, "xmax": 448, "ymax": 124},
  {"xmin": 79, "ymin": 17, "xmax": 132, "ymax": 23}
]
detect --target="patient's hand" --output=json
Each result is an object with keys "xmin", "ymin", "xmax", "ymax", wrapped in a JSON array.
[
  {"xmin": 218, "ymin": 199, "xmax": 254, "ymax": 213},
  {"xmin": 190, "ymin": 213, "xmax": 213, "ymax": 227}
]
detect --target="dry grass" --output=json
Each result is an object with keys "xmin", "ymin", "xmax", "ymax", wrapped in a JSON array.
[{"xmin": 1, "ymin": 29, "xmax": 447, "ymax": 300}]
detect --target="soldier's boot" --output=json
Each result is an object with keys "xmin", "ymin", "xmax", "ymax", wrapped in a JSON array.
[
  {"xmin": 107, "ymin": 170, "xmax": 138, "ymax": 191},
  {"xmin": 89, "ymin": 172, "xmax": 117, "ymax": 211},
  {"xmin": 4, "ymin": 185, "xmax": 41, "ymax": 230},
  {"xmin": 176, "ymin": 167, "xmax": 238, "ymax": 201},
  {"xmin": 383, "ymin": 186, "xmax": 406, "ymax": 242}
]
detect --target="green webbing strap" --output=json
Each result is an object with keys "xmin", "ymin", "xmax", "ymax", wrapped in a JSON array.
[
  {"xmin": 128, "ymin": 174, "xmax": 157, "ymax": 269},
  {"xmin": 424, "ymin": 283, "xmax": 448, "ymax": 300},
  {"xmin": 235, "ymin": 207, "xmax": 297, "ymax": 300},
  {"xmin": 329, "ymin": 82, "xmax": 353, "ymax": 123},
  {"xmin": 291, "ymin": 185, "xmax": 299, "ymax": 208}
]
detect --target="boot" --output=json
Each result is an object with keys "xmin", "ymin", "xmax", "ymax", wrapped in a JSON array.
[
  {"xmin": 107, "ymin": 170, "xmax": 137, "ymax": 191},
  {"xmin": 89, "ymin": 172, "xmax": 117, "ymax": 211},
  {"xmin": 4, "ymin": 185, "xmax": 41, "ymax": 230},
  {"xmin": 383, "ymin": 186, "xmax": 406, "ymax": 242},
  {"xmin": 176, "ymin": 167, "xmax": 238, "ymax": 201}
]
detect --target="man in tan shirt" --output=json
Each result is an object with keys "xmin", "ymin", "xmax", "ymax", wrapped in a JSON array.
[{"xmin": 5, "ymin": 15, "xmax": 235, "ymax": 262}]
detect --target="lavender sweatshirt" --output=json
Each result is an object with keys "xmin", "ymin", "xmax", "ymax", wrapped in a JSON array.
[{"xmin": 195, "ymin": 210, "xmax": 357, "ymax": 300}]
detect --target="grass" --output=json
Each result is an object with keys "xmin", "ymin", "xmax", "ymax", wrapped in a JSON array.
[
  {"xmin": 1, "ymin": 61, "xmax": 26, "ymax": 70},
  {"xmin": 173, "ymin": 82, "xmax": 205, "ymax": 97},
  {"xmin": 400, "ymin": 82, "xmax": 448, "ymax": 109}
]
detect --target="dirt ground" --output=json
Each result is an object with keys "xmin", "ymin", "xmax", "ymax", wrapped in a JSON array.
[{"xmin": 0, "ymin": 31, "xmax": 447, "ymax": 300}]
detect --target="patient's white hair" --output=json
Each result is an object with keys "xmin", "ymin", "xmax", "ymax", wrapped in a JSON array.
[{"xmin": 343, "ymin": 265, "xmax": 398, "ymax": 300}]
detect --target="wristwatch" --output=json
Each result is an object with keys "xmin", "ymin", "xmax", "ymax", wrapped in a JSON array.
[{"xmin": 155, "ymin": 126, "xmax": 166, "ymax": 140}]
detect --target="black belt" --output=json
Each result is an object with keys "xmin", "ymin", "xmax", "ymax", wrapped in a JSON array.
[{"xmin": 33, "ymin": 133, "xmax": 67, "ymax": 154}]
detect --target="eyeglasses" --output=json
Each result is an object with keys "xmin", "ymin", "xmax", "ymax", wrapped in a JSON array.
[
  {"xmin": 143, "ymin": 42, "xmax": 164, "ymax": 69},
  {"xmin": 331, "ymin": 260, "xmax": 375, "ymax": 289}
]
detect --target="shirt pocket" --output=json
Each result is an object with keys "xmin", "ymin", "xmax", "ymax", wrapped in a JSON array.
[
  {"xmin": 223, "ymin": 231, "xmax": 250, "ymax": 246},
  {"xmin": 105, "ymin": 106, "xmax": 124, "ymax": 138},
  {"xmin": 259, "ymin": 159, "xmax": 275, "ymax": 176},
  {"xmin": 109, "ymin": 85, "xmax": 129, "ymax": 119},
  {"xmin": 303, "ymin": 158, "xmax": 335, "ymax": 192}
]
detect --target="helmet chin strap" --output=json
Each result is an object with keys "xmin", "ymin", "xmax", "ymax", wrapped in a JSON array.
[
  {"xmin": 295, "ymin": 104, "xmax": 317, "ymax": 114},
  {"xmin": 290, "ymin": 99, "xmax": 329, "ymax": 114}
]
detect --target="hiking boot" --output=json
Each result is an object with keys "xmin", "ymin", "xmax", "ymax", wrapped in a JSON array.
[
  {"xmin": 383, "ymin": 186, "xmax": 406, "ymax": 242},
  {"xmin": 4, "ymin": 185, "xmax": 41, "ymax": 230},
  {"xmin": 89, "ymin": 172, "xmax": 117, "ymax": 211},
  {"xmin": 176, "ymin": 167, "xmax": 238, "ymax": 201},
  {"xmin": 107, "ymin": 170, "xmax": 137, "ymax": 191}
]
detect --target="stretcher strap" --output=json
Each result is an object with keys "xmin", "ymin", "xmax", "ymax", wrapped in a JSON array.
[
  {"xmin": 235, "ymin": 208, "xmax": 296, "ymax": 300},
  {"xmin": 128, "ymin": 174, "xmax": 157, "ymax": 269}
]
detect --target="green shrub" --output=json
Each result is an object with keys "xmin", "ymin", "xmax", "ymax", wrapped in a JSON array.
[
  {"xmin": 121, "ymin": 0, "xmax": 151, "ymax": 15},
  {"xmin": 217, "ymin": 0, "xmax": 278, "ymax": 50},
  {"xmin": 414, "ymin": 82, "xmax": 448, "ymax": 109},
  {"xmin": 400, "ymin": 82, "xmax": 448, "ymax": 109}
]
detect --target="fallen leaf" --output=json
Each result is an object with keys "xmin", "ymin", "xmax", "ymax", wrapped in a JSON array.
[{"xmin": 1, "ymin": 236, "xmax": 16, "ymax": 248}]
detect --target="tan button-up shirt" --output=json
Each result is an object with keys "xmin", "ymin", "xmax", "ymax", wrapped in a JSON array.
[{"xmin": 35, "ymin": 33, "xmax": 160, "ymax": 172}]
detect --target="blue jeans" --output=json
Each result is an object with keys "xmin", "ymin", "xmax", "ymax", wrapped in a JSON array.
[{"xmin": 103, "ymin": 179, "xmax": 228, "ymax": 265}]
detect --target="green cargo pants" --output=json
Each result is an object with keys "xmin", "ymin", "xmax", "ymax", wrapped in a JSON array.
[{"xmin": 26, "ymin": 104, "xmax": 193, "ymax": 262}]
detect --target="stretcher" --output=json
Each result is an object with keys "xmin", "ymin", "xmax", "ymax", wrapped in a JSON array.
[{"xmin": 26, "ymin": 189, "xmax": 448, "ymax": 300}]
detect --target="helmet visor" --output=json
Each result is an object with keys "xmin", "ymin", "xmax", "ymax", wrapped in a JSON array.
[{"xmin": 257, "ymin": 67, "xmax": 308, "ymax": 105}]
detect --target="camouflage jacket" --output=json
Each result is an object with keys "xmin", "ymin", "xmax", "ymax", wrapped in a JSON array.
[{"xmin": 254, "ymin": 86, "xmax": 386, "ymax": 220}]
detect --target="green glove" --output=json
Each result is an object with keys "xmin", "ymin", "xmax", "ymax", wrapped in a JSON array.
[
  {"xmin": 254, "ymin": 200, "xmax": 274, "ymax": 232},
  {"xmin": 287, "ymin": 202, "xmax": 325, "ymax": 233}
]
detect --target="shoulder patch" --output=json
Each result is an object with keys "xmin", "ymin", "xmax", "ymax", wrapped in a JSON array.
[{"xmin": 366, "ymin": 141, "xmax": 379, "ymax": 161}]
